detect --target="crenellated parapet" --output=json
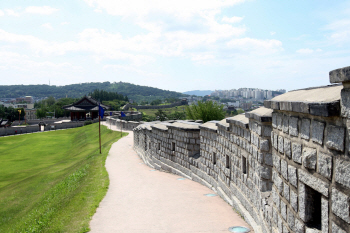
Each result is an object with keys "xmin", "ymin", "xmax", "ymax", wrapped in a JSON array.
[{"xmin": 130, "ymin": 66, "xmax": 350, "ymax": 233}]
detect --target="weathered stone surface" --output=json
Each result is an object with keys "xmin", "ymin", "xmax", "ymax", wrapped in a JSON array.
[
  {"xmin": 332, "ymin": 222, "xmax": 347, "ymax": 233},
  {"xmin": 281, "ymin": 200, "xmax": 287, "ymax": 220},
  {"xmin": 284, "ymin": 138, "xmax": 291, "ymax": 159},
  {"xmin": 325, "ymin": 125, "xmax": 345, "ymax": 152},
  {"xmin": 298, "ymin": 169, "xmax": 329, "ymax": 197},
  {"xmin": 332, "ymin": 188, "xmax": 350, "ymax": 223},
  {"xmin": 281, "ymin": 159, "xmax": 288, "ymax": 180},
  {"xmin": 277, "ymin": 114, "xmax": 283, "ymax": 131},
  {"xmin": 274, "ymin": 133, "xmax": 278, "ymax": 150},
  {"xmin": 273, "ymin": 153, "xmax": 281, "ymax": 173},
  {"xmin": 294, "ymin": 218, "xmax": 304, "ymax": 233},
  {"xmin": 302, "ymin": 147, "xmax": 317, "ymax": 170},
  {"xmin": 329, "ymin": 65, "xmax": 350, "ymax": 83},
  {"xmin": 265, "ymin": 153, "xmax": 273, "ymax": 166},
  {"xmin": 292, "ymin": 143, "xmax": 302, "ymax": 164},
  {"xmin": 335, "ymin": 159, "xmax": 350, "ymax": 189},
  {"xmin": 317, "ymin": 152, "xmax": 332, "ymax": 180},
  {"xmin": 298, "ymin": 183, "xmax": 308, "ymax": 222},
  {"xmin": 300, "ymin": 118, "xmax": 311, "ymax": 140},
  {"xmin": 289, "ymin": 117, "xmax": 299, "ymax": 137},
  {"xmin": 283, "ymin": 182, "xmax": 290, "ymax": 201},
  {"xmin": 272, "ymin": 113, "xmax": 277, "ymax": 128},
  {"xmin": 278, "ymin": 136, "xmax": 284, "ymax": 154},
  {"xmin": 322, "ymin": 196, "xmax": 328, "ymax": 233},
  {"xmin": 290, "ymin": 189, "xmax": 298, "ymax": 212},
  {"xmin": 288, "ymin": 165, "xmax": 298, "ymax": 188},
  {"xmin": 260, "ymin": 139, "xmax": 270, "ymax": 152},
  {"xmin": 311, "ymin": 120, "xmax": 325, "ymax": 145},
  {"xmin": 287, "ymin": 208, "xmax": 295, "ymax": 232},
  {"xmin": 283, "ymin": 115, "xmax": 289, "ymax": 133}
]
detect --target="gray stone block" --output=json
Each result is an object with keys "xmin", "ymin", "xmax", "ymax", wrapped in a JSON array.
[
  {"xmin": 302, "ymin": 147, "xmax": 317, "ymax": 170},
  {"xmin": 272, "ymin": 113, "xmax": 277, "ymax": 128},
  {"xmin": 322, "ymin": 196, "xmax": 328, "ymax": 233},
  {"xmin": 332, "ymin": 222, "xmax": 346, "ymax": 233},
  {"xmin": 265, "ymin": 153, "xmax": 273, "ymax": 166},
  {"xmin": 288, "ymin": 165, "xmax": 298, "ymax": 188},
  {"xmin": 289, "ymin": 117, "xmax": 299, "ymax": 137},
  {"xmin": 283, "ymin": 115, "xmax": 289, "ymax": 133},
  {"xmin": 273, "ymin": 153, "xmax": 281, "ymax": 173},
  {"xmin": 287, "ymin": 208, "xmax": 295, "ymax": 231},
  {"xmin": 277, "ymin": 113, "xmax": 283, "ymax": 131},
  {"xmin": 260, "ymin": 139, "xmax": 270, "ymax": 152},
  {"xmin": 292, "ymin": 142, "xmax": 302, "ymax": 164},
  {"xmin": 283, "ymin": 182, "xmax": 290, "ymax": 201},
  {"xmin": 294, "ymin": 218, "xmax": 304, "ymax": 233},
  {"xmin": 284, "ymin": 138, "xmax": 291, "ymax": 159},
  {"xmin": 290, "ymin": 189, "xmax": 298, "ymax": 212},
  {"xmin": 325, "ymin": 125, "xmax": 345, "ymax": 152},
  {"xmin": 274, "ymin": 133, "xmax": 278, "ymax": 150},
  {"xmin": 281, "ymin": 200, "xmax": 287, "ymax": 220},
  {"xmin": 332, "ymin": 188, "xmax": 350, "ymax": 223},
  {"xmin": 335, "ymin": 159, "xmax": 350, "ymax": 189},
  {"xmin": 317, "ymin": 152, "xmax": 332, "ymax": 180},
  {"xmin": 298, "ymin": 169, "xmax": 329, "ymax": 197},
  {"xmin": 300, "ymin": 118, "xmax": 311, "ymax": 140},
  {"xmin": 281, "ymin": 159, "xmax": 288, "ymax": 180},
  {"xmin": 311, "ymin": 120, "xmax": 325, "ymax": 145},
  {"xmin": 278, "ymin": 136, "xmax": 284, "ymax": 154}
]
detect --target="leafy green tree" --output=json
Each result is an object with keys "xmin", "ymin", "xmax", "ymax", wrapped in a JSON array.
[
  {"xmin": 36, "ymin": 108, "xmax": 47, "ymax": 119},
  {"xmin": 46, "ymin": 96, "xmax": 56, "ymax": 106},
  {"xmin": 150, "ymin": 99, "xmax": 162, "ymax": 106},
  {"xmin": 155, "ymin": 109, "xmax": 167, "ymax": 121},
  {"xmin": 141, "ymin": 112, "xmax": 156, "ymax": 122},
  {"xmin": 185, "ymin": 100, "xmax": 225, "ymax": 123},
  {"xmin": 168, "ymin": 111, "xmax": 186, "ymax": 120}
]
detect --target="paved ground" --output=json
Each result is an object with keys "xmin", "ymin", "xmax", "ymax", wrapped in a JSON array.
[{"xmin": 89, "ymin": 123, "xmax": 253, "ymax": 233}]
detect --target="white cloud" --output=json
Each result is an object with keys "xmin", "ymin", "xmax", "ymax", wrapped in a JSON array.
[
  {"xmin": 296, "ymin": 48, "xmax": 314, "ymax": 54},
  {"xmin": 226, "ymin": 38, "xmax": 283, "ymax": 54},
  {"xmin": 0, "ymin": 10, "xmax": 4, "ymax": 16},
  {"xmin": 84, "ymin": 0, "xmax": 246, "ymax": 18},
  {"xmin": 270, "ymin": 31, "xmax": 276, "ymax": 35},
  {"xmin": 222, "ymin": 16, "xmax": 243, "ymax": 23},
  {"xmin": 41, "ymin": 23, "xmax": 53, "ymax": 30},
  {"xmin": 5, "ymin": 9, "xmax": 20, "ymax": 17},
  {"xmin": 25, "ymin": 6, "xmax": 59, "ymax": 15},
  {"xmin": 61, "ymin": 22, "xmax": 70, "ymax": 25}
]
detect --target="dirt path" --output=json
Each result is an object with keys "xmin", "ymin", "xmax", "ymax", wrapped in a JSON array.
[{"xmin": 89, "ymin": 123, "xmax": 252, "ymax": 233}]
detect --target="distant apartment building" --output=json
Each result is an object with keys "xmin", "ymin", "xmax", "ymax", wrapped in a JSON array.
[{"xmin": 211, "ymin": 88, "xmax": 286, "ymax": 100}]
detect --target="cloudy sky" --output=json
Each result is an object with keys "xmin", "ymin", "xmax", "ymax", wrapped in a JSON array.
[{"xmin": 1, "ymin": 0, "xmax": 350, "ymax": 92}]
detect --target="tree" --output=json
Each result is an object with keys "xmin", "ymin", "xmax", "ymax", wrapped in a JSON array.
[
  {"xmin": 36, "ymin": 108, "xmax": 47, "ymax": 119},
  {"xmin": 185, "ymin": 100, "xmax": 225, "ymax": 123},
  {"xmin": 155, "ymin": 109, "xmax": 167, "ymax": 121}
]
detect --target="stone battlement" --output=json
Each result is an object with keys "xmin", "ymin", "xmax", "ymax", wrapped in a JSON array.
[{"xmin": 112, "ymin": 66, "xmax": 350, "ymax": 233}]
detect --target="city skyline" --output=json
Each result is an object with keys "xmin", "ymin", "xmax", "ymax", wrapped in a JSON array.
[{"xmin": 0, "ymin": 1, "xmax": 349, "ymax": 92}]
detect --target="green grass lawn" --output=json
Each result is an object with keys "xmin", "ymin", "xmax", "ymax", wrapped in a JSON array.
[{"xmin": 0, "ymin": 123, "xmax": 127, "ymax": 233}]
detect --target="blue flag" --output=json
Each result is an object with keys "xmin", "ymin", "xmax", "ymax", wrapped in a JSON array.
[
  {"xmin": 121, "ymin": 111, "xmax": 126, "ymax": 117},
  {"xmin": 99, "ymin": 104, "xmax": 105, "ymax": 119}
]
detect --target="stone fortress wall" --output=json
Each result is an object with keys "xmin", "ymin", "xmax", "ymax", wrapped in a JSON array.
[{"xmin": 112, "ymin": 66, "xmax": 350, "ymax": 233}]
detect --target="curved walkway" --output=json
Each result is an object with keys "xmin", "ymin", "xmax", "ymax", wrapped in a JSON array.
[{"xmin": 89, "ymin": 123, "xmax": 253, "ymax": 233}]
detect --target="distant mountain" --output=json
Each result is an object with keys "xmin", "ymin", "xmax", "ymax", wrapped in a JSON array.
[
  {"xmin": 0, "ymin": 82, "xmax": 187, "ymax": 103},
  {"xmin": 183, "ymin": 90, "xmax": 213, "ymax": 96}
]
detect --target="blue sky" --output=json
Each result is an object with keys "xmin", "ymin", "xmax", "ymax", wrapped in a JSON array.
[{"xmin": 0, "ymin": 0, "xmax": 350, "ymax": 92}]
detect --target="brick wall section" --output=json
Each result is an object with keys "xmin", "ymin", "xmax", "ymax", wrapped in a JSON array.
[{"xmin": 131, "ymin": 66, "xmax": 350, "ymax": 233}]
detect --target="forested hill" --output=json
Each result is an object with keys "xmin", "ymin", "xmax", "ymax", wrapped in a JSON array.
[{"xmin": 0, "ymin": 82, "xmax": 187, "ymax": 102}]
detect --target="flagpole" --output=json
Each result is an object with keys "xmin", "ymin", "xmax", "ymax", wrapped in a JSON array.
[{"xmin": 99, "ymin": 114, "xmax": 101, "ymax": 154}]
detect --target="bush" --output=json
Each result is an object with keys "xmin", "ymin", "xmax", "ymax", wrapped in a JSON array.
[
  {"xmin": 185, "ymin": 100, "xmax": 225, "ymax": 123},
  {"xmin": 84, "ymin": 120, "xmax": 93, "ymax": 125}
]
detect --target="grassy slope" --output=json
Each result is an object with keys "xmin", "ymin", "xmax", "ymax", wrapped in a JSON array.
[{"xmin": 0, "ymin": 123, "xmax": 127, "ymax": 233}]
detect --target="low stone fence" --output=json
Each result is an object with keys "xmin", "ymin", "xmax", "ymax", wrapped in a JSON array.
[
  {"xmin": 132, "ymin": 66, "xmax": 350, "ymax": 233},
  {"xmin": 0, "ymin": 119, "xmax": 100, "ymax": 137}
]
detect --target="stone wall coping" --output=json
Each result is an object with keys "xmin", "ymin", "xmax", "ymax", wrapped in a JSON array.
[
  {"xmin": 199, "ymin": 121, "xmax": 218, "ymax": 132},
  {"xmin": 216, "ymin": 119, "xmax": 230, "ymax": 131},
  {"xmin": 226, "ymin": 114, "xmax": 249, "ymax": 128},
  {"xmin": 150, "ymin": 122, "xmax": 172, "ymax": 131},
  {"xmin": 330, "ymin": 65, "xmax": 350, "ymax": 83},
  {"xmin": 264, "ymin": 84, "xmax": 342, "ymax": 117},
  {"xmin": 167, "ymin": 121, "xmax": 201, "ymax": 131},
  {"xmin": 245, "ymin": 107, "xmax": 272, "ymax": 122}
]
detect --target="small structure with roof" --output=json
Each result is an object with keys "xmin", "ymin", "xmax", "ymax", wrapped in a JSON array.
[{"xmin": 63, "ymin": 96, "xmax": 109, "ymax": 121}]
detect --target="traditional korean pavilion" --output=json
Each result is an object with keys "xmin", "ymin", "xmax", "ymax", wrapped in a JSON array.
[{"xmin": 63, "ymin": 96, "xmax": 109, "ymax": 121}]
